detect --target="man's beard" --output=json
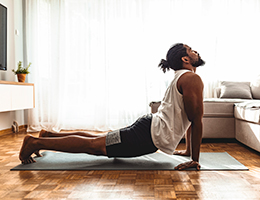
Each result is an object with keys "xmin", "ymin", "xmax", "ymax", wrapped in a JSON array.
[{"xmin": 191, "ymin": 55, "xmax": 205, "ymax": 68}]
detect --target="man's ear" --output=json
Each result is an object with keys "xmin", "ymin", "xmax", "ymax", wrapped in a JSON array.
[{"xmin": 181, "ymin": 56, "xmax": 190, "ymax": 63}]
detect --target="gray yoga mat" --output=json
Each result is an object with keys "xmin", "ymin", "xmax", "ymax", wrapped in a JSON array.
[{"xmin": 11, "ymin": 151, "xmax": 248, "ymax": 171}]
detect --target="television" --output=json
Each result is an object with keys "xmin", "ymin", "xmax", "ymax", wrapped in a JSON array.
[{"xmin": 0, "ymin": 3, "xmax": 7, "ymax": 71}]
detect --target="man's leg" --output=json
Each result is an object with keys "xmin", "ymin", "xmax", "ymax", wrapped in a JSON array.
[
  {"xmin": 19, "ymin": 134, "xmax": 107, "ymax": 164},
  {"xmin": 39, "ymin": 129, "xmax": 103, "ymax": 138},
  {"xmin": 34, "ymin": 130, "xmax": 107, "ymax": 157},
  {"xmin": 173, "ymin": 125, "xmax": 191, "ymax": 156}
]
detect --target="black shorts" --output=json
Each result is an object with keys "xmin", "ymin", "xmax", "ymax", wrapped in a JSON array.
[{"xmin": 106, "ymin": 114, "xmax": 158, "ymax": 158}]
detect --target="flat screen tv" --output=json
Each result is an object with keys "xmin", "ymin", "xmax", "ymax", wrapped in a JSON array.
[{"xmin": 0, "ymin": 3, "xmax": 7, "ymax": 71}]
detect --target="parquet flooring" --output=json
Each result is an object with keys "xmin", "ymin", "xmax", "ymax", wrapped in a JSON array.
[{"xmin": 0, "ymin": 131, "xmax": 260, "ymax": 199}]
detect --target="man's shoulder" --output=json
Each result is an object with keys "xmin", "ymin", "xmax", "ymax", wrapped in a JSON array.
[
  {"xmin": 177, "ymin": 72, "xmax": 203, "ymax": 94},
  {"xmin": 179, "ymin": 72, "xmax": 203, "ymax": 85}
]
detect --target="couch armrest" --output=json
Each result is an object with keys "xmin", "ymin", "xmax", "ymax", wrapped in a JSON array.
[{"xmin": 149, "ymin": 101, "xmax": 161, "ymax": 114}]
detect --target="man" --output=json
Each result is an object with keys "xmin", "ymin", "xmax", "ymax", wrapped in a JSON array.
[{"xmin": 19, "ymin": 43, "xmax": 205, "ymax": 170}]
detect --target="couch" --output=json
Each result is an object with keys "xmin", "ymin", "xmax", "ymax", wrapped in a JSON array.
[{"xmin": 150, "ymin": 76, "xmax": 260, "ymax": 153}]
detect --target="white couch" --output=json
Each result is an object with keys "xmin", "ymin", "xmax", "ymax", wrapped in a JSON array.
[
  {"xmin": 204, "ymin": 79, "xmax": 260, "ymax": 152},
  {"xmin": 150, "ymin": 76, "xmax": 260, "ymax": 153}
]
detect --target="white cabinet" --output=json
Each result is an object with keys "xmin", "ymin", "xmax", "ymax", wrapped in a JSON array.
[{"xmin": 0, "ymin": 81, "xmax": 35, "ymax": 112}]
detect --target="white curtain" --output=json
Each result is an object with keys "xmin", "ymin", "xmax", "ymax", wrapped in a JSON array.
[{"xmin": 24, "ymin": 0, "xmax": 260, "ymax": 132}]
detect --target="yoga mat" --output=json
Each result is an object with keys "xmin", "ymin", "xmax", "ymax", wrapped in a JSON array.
[{"xmin": 11, "ymin": 151, "xmax": 248, "ymax": 171}]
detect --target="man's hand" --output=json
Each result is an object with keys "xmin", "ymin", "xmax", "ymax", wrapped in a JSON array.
[
  {"xmin": 173, "ymin": 150, "xmax": 190, "ymax": 156},
  {"xmin": 174, "ymin": 161, "xmax": 201, "ymax": 171}
]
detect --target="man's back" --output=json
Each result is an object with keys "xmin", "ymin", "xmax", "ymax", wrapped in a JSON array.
[{"xmin": 150, "ymin": 69, "xmax": 192, "ymax": 155}]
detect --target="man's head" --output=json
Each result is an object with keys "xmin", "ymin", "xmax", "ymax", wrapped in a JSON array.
[{"xmin": 159, "ymin": 43, "xmax": 205, "ymax": 72}]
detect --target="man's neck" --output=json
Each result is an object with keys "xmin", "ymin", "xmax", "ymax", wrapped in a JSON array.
[{"xmin": 182, "ymin": 65, "xmax": 196, "ymax": 73}]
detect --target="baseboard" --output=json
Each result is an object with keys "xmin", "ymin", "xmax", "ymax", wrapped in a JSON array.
[{"xmin": 0, "ymin": 125, "xmax": 27, "ymax": 137}]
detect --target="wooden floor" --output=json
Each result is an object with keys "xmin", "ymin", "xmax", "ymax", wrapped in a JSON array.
[{"xmin": 1, "ymin": 131, "xmax": 260, "ymax": 200}]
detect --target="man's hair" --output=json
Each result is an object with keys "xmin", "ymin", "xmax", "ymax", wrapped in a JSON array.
[{"xmin": 158, "ymin": 43, "xmax": 188, "ymax": 72}]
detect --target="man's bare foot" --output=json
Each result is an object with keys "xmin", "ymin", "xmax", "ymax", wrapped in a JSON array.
[
  {"xmin": 19, "ymin": 135, "xmax": 39, "ymax": 164},
  {"xmin": 173, "ymin": 150, "xmax": 190, "ymax": 156},
  {"xmin": 39, "ymin": 129, "xmax": 50, "ymax": 137},
  {"xmin": 34, "ymin": 150, "xmax": 42, "ymax": 157}
]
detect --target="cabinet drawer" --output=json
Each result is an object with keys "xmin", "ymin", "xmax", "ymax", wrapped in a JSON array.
[
  {"xmin": 0, "ymin": 82, "xmax": 34, "ymax": 112},
  {"xmin": 11, "ymin": 85, "xmax": 34, "ymax": 110}
]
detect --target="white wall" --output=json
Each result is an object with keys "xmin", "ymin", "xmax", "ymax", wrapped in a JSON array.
[{"xmin": 0, "ymin": 0, "xmax": 26, "ymax": 131}]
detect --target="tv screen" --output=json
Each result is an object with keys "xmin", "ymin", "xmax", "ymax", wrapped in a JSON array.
[{"xmin": 0, "ymin": 3, "xmax": 7, "ymax": 71}]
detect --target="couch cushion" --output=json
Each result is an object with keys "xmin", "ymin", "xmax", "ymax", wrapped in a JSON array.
[
  {"xmin": 203, "ymin": 98, "xmax": 245, "ymax": 117},
  {"xmin": 219, "ymin": 81, "xmax": 253, "ymax": 99},
  {"xmin": 234, "ymin": 101, "xmax": 260, "ymax": 124},
  {"xmin": 251, "ymin": 75, "xmax": 260, "ymax": 99}
]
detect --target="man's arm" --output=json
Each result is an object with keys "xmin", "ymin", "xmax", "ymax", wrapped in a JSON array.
[
  {"xmin": 173, "ymin": 67, "xmax": 198, "ymax": 156},
  {"xmin": 174, "ymin": 73, "xmax": 204, "ymax": 170}
]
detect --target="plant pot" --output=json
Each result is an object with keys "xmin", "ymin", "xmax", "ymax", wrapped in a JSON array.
[{"xmin": 17, "ymin": 74, "xmax": 27, "ymax": 82}]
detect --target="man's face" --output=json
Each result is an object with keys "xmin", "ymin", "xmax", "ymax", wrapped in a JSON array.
[{"xmin": 184, "ymin": 45, "xmax": 205, "ymax": 68}]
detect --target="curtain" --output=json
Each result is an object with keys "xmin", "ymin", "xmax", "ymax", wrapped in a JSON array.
[{"xmin": 24, "ymin": 0, "xmax": 260, "ymax": 132}]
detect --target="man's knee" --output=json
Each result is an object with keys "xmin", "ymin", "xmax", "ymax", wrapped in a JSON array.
[{"xmin": 89, "ymin": 136, "xmax": 107, "ymax": 156}]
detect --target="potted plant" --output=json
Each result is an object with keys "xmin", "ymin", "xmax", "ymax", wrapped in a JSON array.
[{"xmin": 12, "ymin": 61, "xmax": 31, "ymax": 82}]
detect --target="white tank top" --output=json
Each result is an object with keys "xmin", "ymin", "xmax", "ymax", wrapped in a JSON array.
[{"xmin": 151, "ymin": 69, "xmax": 191, "ymax": 155}]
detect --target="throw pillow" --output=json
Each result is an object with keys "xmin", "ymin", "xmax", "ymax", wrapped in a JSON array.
[
  {"xmin": 251, "ymin": 75, "xmax": 260, "ymax": 99},
  {"xmin": 219, "ymin": 81, "xmax": 253, "ymax": 99}
]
